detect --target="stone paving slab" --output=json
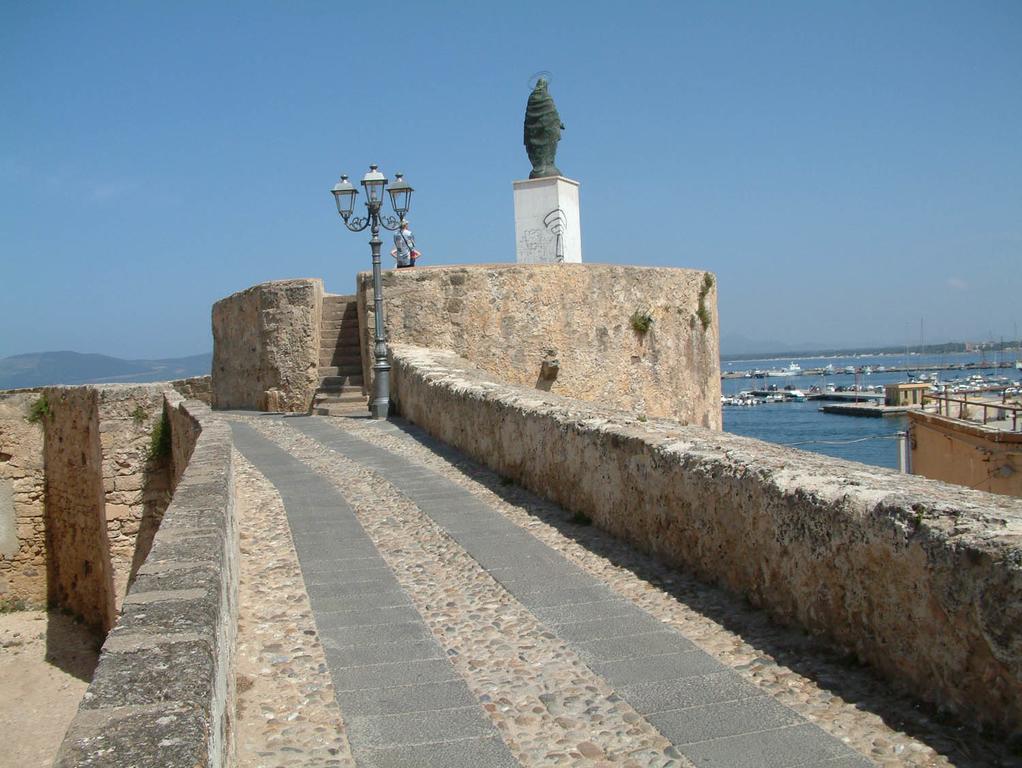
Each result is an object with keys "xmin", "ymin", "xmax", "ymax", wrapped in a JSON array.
[
  {"xmin": 321, "ymin": 620, "xmax": 434, "ymax": 649},
  {"xmin": 332, "ymin": 679, "xmax": 479, "ymax": 717},
  {"xmin": 354, "ymin": 736, "xmax": 520, "ymax": 768},
  {"xmin": 618, "ymin": 673, "xmax": 765, "ymax": 715},
  {"xmin": 678, "ymin": 723, "xmax": 861, "ymax": 768},
  {"xmin": 313, "ymin": 605, "xmax": 422, "ymax": 630},
  {"xmin": 230, "ymin": 422, "xmax": 517, "ymax": 767},
  {"xmin": 647, "ymin": 696, "xmax": 806, "ymax": 745},
  {"xmin": 346, "ymin": 706, "xmax": 496, "ymax": 748},
  {"xmin": 287, "ymin": 416, "xmax": 869, "ymax": 768}
]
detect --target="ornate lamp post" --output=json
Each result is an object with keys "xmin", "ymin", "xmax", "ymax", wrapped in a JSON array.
[{"xmin": 331, "ymin": 165, "xmax": 413, "ymax": 419}]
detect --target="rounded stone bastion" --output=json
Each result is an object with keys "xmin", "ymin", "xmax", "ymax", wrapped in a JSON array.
[{"xmin": 356, "ymin": 263, "xmax": 721, "ymax": 429}]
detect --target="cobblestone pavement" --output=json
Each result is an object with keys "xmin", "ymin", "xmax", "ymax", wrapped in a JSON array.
[
  {"xmin": 226, "ymin": 412, "xmax": 1018, "ymax": 768},
  {"xmin": 234, "ymin": 450, "xmax": 355, "ymax": 768}
]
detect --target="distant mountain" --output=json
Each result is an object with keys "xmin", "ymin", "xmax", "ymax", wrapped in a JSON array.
[{"xmin": 0, "ymin": 351, "xmax": 212, "ymax": 390}]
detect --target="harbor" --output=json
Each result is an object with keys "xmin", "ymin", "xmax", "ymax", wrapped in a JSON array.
[
  {"xmin": 721, "ymin": 350, "xmax": 1022, "ymax": 469},
  {"xmin": 721, "ymin": 358, "xmax": 1020, "ymax": 379}
]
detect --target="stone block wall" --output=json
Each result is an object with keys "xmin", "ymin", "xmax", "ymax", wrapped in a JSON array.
[
  {"xmin": 1, "ymin": 383, "xmax": 184, "ymax": 629},
  {"xmin": 55, "ymin": 397, "xmax": 238, "ymax": 768},
  {"xmin": 94, "ymin": 384, "xmax": 174, "ymax": 610},
  {"xmin": 0, "ymin": 393, "xmax": 46, "ymax": 607},
  {"xmin": 358, "ymin": 264, "xmax": 721, "ymax": 428},
  {"xmin": 43, "ymin": 386, "xmax": 115, "ymax": 634},
  {"xmin": 390, "ymin": 344, "xmax": 1022, "ymax": 735},
  {"xmin": 211, "ymin": 279, "xmax": 323, "ymax": 412}
]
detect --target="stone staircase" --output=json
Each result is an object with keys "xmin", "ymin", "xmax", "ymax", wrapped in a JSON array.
[{"xmin": 313, "ymin": 294, "xmax": 366, "ymax": 415}]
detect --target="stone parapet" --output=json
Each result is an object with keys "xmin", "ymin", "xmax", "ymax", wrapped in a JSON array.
[
  {"xmin": 172, "ymin": 374, "xmax": 213, "ymax": 405},
  {"xmin": 390, "ymin": 344, "xmax": 1022, "ymax": 736},
  {"xmin": 358, "ymin": 264, "xmax": 721, "ymax": 429},
  {"xmin": 211, "ymin": 279, "xmax": 323, "ymax": 412},
  {"xmin": 55, "ymin": 397, "xmax": 238, "ymax": 768}
]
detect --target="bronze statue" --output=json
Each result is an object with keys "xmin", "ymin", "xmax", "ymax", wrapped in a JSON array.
[{"xmin": 524, "ymin": 77, "xmax": 565, "ymax": 179}]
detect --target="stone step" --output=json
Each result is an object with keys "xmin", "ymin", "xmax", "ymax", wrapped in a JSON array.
[
  {"xmin": 318, "ymin": 368, "xmax": 364, "ymax": 382},
  {"xmin": 319, "ymin": 378, "xmax": 363, "ymax": 391},
  {"xmin": 321, "ymin": 317, "xmax": 357, "ymax": 330},
  {"xmin": 319, "ymin": 335, "xmax": 361, "ymax": 347},
  {"xmin": 320, "ymin": 353, "xmax": 365, "ymax": 368},
  {"xmin": 312, "ymin": 402, "xmax": 369, "ymax": 417},
  {"xmin": 321, "ymin": 308, "xmax": 357, "ymax": 321},
  {"xmin": 320, "ymin": 352, "xmax": 362, "ymax": 363},
  {"xmin": 313, "ymin": 392, "xmax": 367, "ymax": 406},
  {"xmin": 321, "ymin": 303, "xmax": 357, "ymax": 316},
  {"xmin": 318, "ymin": 363, "xmax": 362, "ymax": 376},
  {"xmin": 320, "ymin": 325, "xmax": 360, "ymax": 338},
  {"xmin": 319, "ymin": 350, "xmax": 362, "ymax": 366}
]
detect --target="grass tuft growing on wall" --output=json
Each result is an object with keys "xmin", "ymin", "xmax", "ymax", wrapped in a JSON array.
[
  {"xmin": 131, "ymin": 405, "xmax": 148, "ymax": 425},
  {"xmin": 26, "ymin": 394, "xmax": 51, "ymax": 424},
  {"xmin": 630, "ymin": 309, "xmax": 654, "ymax": 334},
  {"xmin": 696, "ymin": 272, "xmax": 714, "ymax": 331},
  {"xmin": 147, "ymin": 410, "xmax": 171, "ymax": 462}
]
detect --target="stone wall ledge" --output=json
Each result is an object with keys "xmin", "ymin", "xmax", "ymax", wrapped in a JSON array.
[
  {"xmin": 55, "ymin": 397, "xmax": 238, "ymax": 768},
  {"xmin": 390, "ymin": 344, "xmax": 1022, "ymax": 736}
]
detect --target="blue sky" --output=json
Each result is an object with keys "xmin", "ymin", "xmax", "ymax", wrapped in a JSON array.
[{"xmin": 2, "ymin": 1, "xmax": 1019, "ymax": 358}]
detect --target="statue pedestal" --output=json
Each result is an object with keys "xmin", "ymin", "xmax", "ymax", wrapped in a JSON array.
[{"xmin": 513, "ymin": 176, "xmax": 582, "ymax": 264}]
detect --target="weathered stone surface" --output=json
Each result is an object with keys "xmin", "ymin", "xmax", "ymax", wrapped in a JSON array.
[
  {"xmin": 358, "ymin": 264, "xmax": 721, "ymax": 428},
  {"xmin": 211, "ymin": 278, "xmax": 323, "ymax": 412},
  {"xmin": 0, "ymin": 393, "xmax": 46, "ymax": 605},
  {"xmin": 46, "ymin": 384, "xmax": 172, "ymax": 623},
  {"xmin": 54, "ymin": 703, "xmax": 212, "ymax": 768},
  {"xmin": 390, "ymin": 344, "xmax": 1022, "ymax": 735},
  {"xmin": 42, "ymin": 386, "xmax": 115, "ymax": 634}
]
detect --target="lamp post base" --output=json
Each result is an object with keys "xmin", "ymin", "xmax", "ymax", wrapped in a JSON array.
[{"xmin": 371, "ymin": 360, "xmax": 390, "ymax": 420}]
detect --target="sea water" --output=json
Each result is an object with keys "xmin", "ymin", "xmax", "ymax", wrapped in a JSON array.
[{"xmin": 720, "ymin": 351, "xmax": 1021, "ymax": 470}]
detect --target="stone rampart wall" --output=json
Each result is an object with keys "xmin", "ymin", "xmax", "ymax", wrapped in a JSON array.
[
  {"xmin": 43, "ymin": 387, "xmax": 115, "ymax": 634},
  {"xmin": 95, "ymin": 385, "xmax": 173, "ymax": 613},
  {"xmin": 171, "ymin": 374, "xmax": 213, "ymax": 405},
  {"xmin": 0, "ymin": 381, "xmax": 212, "ymax": 613},
  {"xmin": 390, "ymin": 344, "xmax": 1022, "ymax": 735},
  {"xmin": 212, "ymin": 279, "xmax": 323, "ymax": 412},
  {"xmin": 55, "ymin": 397, "xmax": 238, "ymax": 768},
  {"xmin": 0, "ymin": 393, "xmax": 46, "ymax": 607},
  {"xmin": 359, "ymin": 264, "xmax": 721, "ymax": 428}
]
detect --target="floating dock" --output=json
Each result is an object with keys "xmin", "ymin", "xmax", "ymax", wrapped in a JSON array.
[
  {"xmin": 820, "ymin": 403, "xmax": 922, "ymax": 418},
  {"xmin": 807, "ymin": 392, "xmax": 883, "ymax": 403}
]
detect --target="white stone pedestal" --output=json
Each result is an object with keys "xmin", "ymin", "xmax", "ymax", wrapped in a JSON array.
[{"xmin": 513, "ymin": 176, "xmax": 582, "ymax": 263}]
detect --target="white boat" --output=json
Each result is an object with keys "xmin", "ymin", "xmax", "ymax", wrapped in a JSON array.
[
  {"xmin": 786, "ymin": 389, "xmax": 807, "ymax": 401},
  {"xmin": 766, "ymin": 362, "xmax": 802, "ymax": 378}
]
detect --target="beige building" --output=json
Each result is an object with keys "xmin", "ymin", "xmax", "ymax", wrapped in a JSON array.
[
  {"xmin": 909, "ymin": 395, "xmax": 1022, "ymax": 497},
  {"xmin": 884, "ymin": 381, "xmax": 930, "ymax": 407}
]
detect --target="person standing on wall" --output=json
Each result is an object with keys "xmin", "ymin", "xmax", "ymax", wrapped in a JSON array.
[{"xmin": 391, "ymin": 220, "xmax": 420, "ymax": 269}]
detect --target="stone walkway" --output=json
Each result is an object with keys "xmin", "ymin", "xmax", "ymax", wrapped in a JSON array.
[{"xmin": 226, "ymin": 412, "xmax": 1018, "ymax": 768}]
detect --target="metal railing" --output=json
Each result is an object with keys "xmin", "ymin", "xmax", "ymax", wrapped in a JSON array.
[{"xmin": 923, "ymin": 389, "xmax": 1022, "ymax": 431}]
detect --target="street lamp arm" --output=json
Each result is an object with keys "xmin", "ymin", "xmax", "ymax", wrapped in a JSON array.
[
  {"xmin": 341, "ymin": 215, "xmax": 371, "ymax": 232},
  {"xmin": 378, "ymin": 213, "xmax": 402, "ymax": 232}
]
